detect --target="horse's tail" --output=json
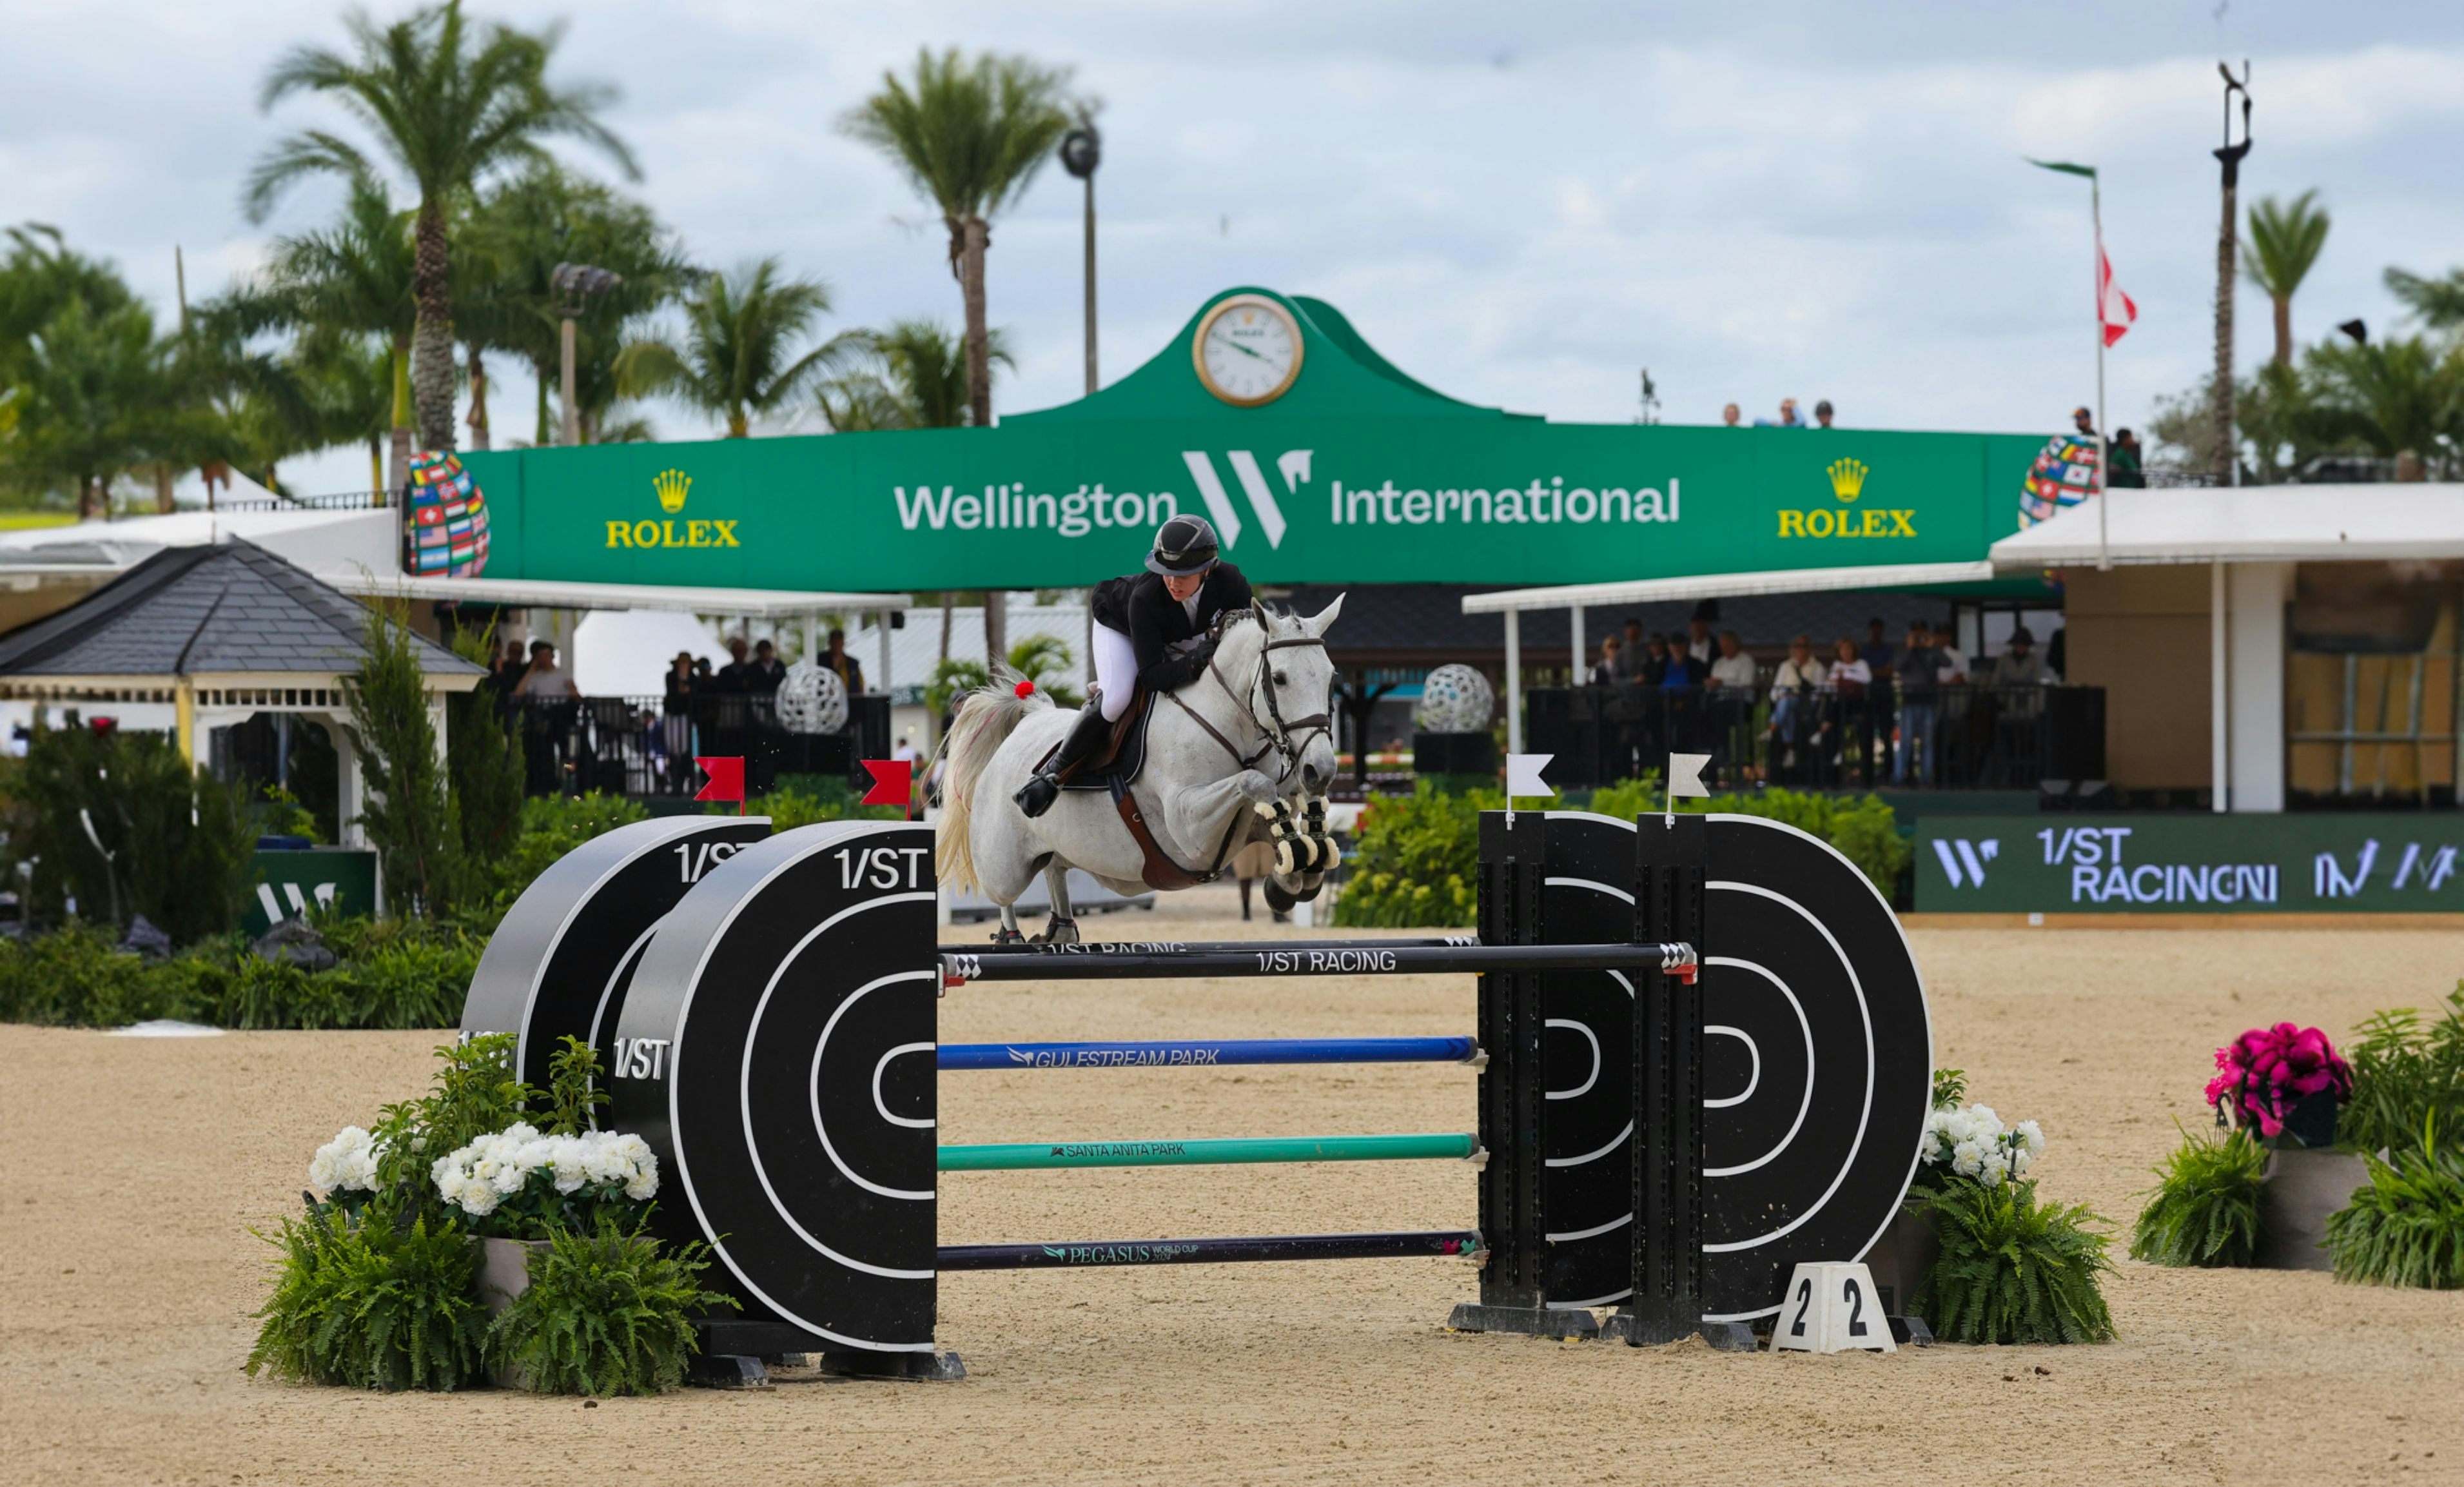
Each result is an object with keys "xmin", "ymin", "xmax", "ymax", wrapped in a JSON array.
[{"xmin": 934, "ymin": 667, "xmax": 1049, "ymax": 894}]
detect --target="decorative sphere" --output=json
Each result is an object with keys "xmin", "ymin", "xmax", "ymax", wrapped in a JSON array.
[
  {"xmin": 775, "ymin": 661, "xmax": 848, "ymax": 734},
  {"xmin": 1413, "ymin": 664, "xmax": 1495, "ymax": 733}
]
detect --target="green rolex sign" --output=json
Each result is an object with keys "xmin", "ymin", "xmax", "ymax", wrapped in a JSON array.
[
  {"xmin": 1915, "ymin": 816, "xmax": 2464, "ymax": 914},
  {"xmin": 459, "ymin": 289, "xmax": 2046, "ymax": 594}
]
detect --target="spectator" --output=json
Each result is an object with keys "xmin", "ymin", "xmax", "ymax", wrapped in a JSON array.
[
  {"xmin": 1612, "ymin": 616, "xmax": 1650, "ymax": 682},
  {"xmin": 716, "ymin": 635, "xmax": 752, "ymax": 692},
  {"xmin": 1721, "ymin": 403, "xmax": 1742, "ymax": 428},
  {"xmin": 2071, "ymin": 406, "xmax": 2096, "ymax": 438},
  {"xmin": 1755, "ymin": 397, "xmax": 1806, "ymax": 429},
  {"xmin": 1827, "ymin": 636, "xmax": 1871, "ymax": 694},
  {"xmin": 2108, "ymin": 428, "xmax": 2146, "ymax": 487},
  {"xmin": 1861, "ymin": 618, "xmax": 1897, "ymax": 684},
  {"xmin": 1933, "ymin": 621, "xmax": 1970, "ymax": 684},
  {"xmin": 821, "ymin": 627, "xmax": 866, "ymax": 695},
  {"xmin": 1589, "ymin": 634, "xmax": 1623, "ymax": 685},
  {"xmin": 2045, "ymin": 625, "xmax": 2067, "ymax": 682},
  {"xmin": 1643, "ymin": 632, "xmax": 1676, "ymax": 686},
  {"xmin": 661, "ymin": 651, "xmax": 697, "ymax": 790},
  {"xmin": 1707, "ymin": 630, "xmax": 1756, "ymax": 690},
  {"xmin": 1990, "ymin": 626, "xmax": 2047, "ymax": 686},
  {"xmin": 692, "ymin": 656, "xmax": 714, "ymax": 684},
  {"xmin": 514, "ymin": 640, "xmax": 578, "ymax": 698},
  {"xmin": 1687, "ymin": 600, "xmax": 1717, "ymax": 660},
  {"xmin": 1814, "ymin": 400, "xmax": 1837, "ymax": 429},
  {"xmin": 1894, "ymin": 621, "xmax": 1944, "ymax": 785},
  {"xmin": 745, "ymin": 638, "xmax": 787, "ymax": 694},
  {"xmin": 1765, "ymin": 634, "xmax": 1827, "ymax": 777},
  {"xmin": 493, "ymin": 639, "xmax": 527, "ymax": 690}
]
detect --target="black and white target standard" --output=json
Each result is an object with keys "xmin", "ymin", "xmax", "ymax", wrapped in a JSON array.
[
  {"xmin": 459, "ymin": 814, "xmax": 770, "ymax": 1088},
  {"xmin": 1523, "ymin": 811, "xmax": 1930, "ymax": 1323},
  {"xmin": 611, "ymin": 821, "xmax": 940, "ymax": 1357}
]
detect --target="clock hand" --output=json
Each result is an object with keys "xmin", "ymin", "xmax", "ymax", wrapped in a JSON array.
[{"xmin": 1209, "ymin": 329, "xmax": 1269, "ymax": 362}]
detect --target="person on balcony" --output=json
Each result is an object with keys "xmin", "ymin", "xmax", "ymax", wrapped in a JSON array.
[
  {"xmin": 1893, "ymin": 621, "xmax": 1947, "ymax": 786},
  {"xmin": 820, "ymin": 627, "xmax": 866, "ymax": 696},
  {"xmin": 1766, "ymin": 635, "xmax": 1828, "ymax": 779}
]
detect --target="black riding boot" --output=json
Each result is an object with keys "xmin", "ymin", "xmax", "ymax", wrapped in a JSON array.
[{"xmin": 1013, "ymin": 704, "xmax": 1113, "ymax": 818}]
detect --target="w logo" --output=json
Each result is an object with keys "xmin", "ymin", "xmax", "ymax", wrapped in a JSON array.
[
  {"xmin": 1180, "ymin": 449, "xmax": 1311, "ymax": 551},
  {"xmin": 1931, "ymin": 838, "xmax": 1999, "ymax": 889}
]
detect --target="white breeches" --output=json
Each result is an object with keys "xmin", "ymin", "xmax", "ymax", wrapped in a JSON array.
[{"xmin": 1091, "ymin": 622, "xmax": 1138, "ymax": 721}]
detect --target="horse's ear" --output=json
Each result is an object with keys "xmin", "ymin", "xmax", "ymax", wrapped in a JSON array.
[{"xmin": 1306, "ymin": 593, "xmax": 1345, "ymax": 636}]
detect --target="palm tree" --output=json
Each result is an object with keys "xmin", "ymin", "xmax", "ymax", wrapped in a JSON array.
[
  {"xmin": 213, "ymin": 177, "xmax": 418, "ymax": 484},
  {"xmin": 460, "ymin": 165, "xmax": 690, "ymax": 446},
  {"xmin": 2241, "ymin": 192, "xmax": 2331, "ymax": 367},
  {"xmin": 5, "ymin": 296, "xmax": 198, "ymax": 517},
  {"xmin": 841, "ymin": 50, "xmax": 1074, "ymax": 427},
  {"xmin": 614, "ymin": 259, "xmax": 839, "ymax": 437},
  {"xmin": 2301, "ymin": 335, "xmax": 2464, "ymax": 480},
  {"xmin": 2385, "ymin": 266, "xmax": 2464, "ymax": 333},
  {"xmin": 245, "ymin": 1, "xmax": 636, "ymax": 454},
  {"xmin": 816, "ymin": 319, "xmax": 1010, "ymax": 431}
]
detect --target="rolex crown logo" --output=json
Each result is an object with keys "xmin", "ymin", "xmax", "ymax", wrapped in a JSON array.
[
  {"xmin": 1826, "ymin": 457, "xmax": 1868, "ymax": 502},
  {"xmin": 653, "ymin": 468, "xmax": 691, "ymax": 515}
]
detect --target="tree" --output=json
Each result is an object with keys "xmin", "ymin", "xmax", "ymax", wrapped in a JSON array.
[
  {"xmin": 246, "ymin": 0, "xmax": 636, "ymax": 454},
  {"xmin": 2385, "ymin": 266, "xmax": 2464, "ymax": 333},
  {"xmin": 2240, "ymin": 192, "xmax": 2331, "ymax": 367},
  {"xmin": 841, "ymin": 50, "xmax": 1074, "ymax": 427},
  {"xmin": 614, "ymin": 259, "xmax": 838, "ymax": 437},
  {"xmin": 344, "ymin": 596, "xmax": 459, "ymax": 916},
  {"xmin": 816, "ymin": 319, "xmax": 1009, "ymax": 431},
  {"xmin": 3, "ymin": 296, "xmax": 197, "ymax": 517},
  {"xmin": 460, "ymin": 165, "xmax": 689, "ymax": 446},
  {"xmin": 2301, "ymin": 335, "xmax": 2464, "ymax": 480}
]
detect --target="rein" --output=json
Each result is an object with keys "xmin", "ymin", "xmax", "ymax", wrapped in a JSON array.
[{"xmin": 1160, "ymin": 609, "xmax": 1331, "ymax": 789}]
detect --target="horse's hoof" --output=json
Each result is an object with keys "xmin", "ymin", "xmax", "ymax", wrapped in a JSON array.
[
  {"xmin": 1035, "ymin": 917, "xmax": 1081, "ymax": 945},
  {"xmin": 990, "ymin": 926, "xmax": 1027, "ymax": 945}
]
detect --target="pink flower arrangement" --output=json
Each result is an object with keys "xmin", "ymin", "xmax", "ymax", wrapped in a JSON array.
[{"xmin": 2204, "ymin": 1023, "xmax": 2352, "ymax": 1137}]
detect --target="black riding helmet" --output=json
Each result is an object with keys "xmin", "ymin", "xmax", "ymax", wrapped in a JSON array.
[{"xmin": 1146, "ymin": 514, "xmax": 1221, "ymax": 576}]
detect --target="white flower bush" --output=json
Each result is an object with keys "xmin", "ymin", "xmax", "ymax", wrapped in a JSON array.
[
  {"xmin": 429, "ymin": 1123, "xmax": 658, "ymax": 1235},
  {"xmin": 306, "ymin": 1126, "xmax": 385, "ymax": 1196},
  {"xmin": 1918, "ymin": 1103, "xmax": 2046, "ymax": 1188}
]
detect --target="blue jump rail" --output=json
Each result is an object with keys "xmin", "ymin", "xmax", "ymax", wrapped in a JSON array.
[{"xmin": 935, "ymin": 1036, "xmax": 1481, "ymax": 1071}]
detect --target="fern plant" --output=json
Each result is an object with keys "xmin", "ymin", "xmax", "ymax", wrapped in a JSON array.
[
  {"xmin": 2339, "ymin": 985, "xmax": 2464, "ymax": 1157},
  {"xmin": 1915, "ymin": 1179, "xmax": 2117, "ymax": 1344},
  {"xmin": 2131, "ymin": 1125, "xmax": 2267, "ymax": 1267},
  {"xmin": 491, "ymin": 1223, "xmax": 738, "ymax": 1394},
  {"xmin": 246, "ymin": 1208, "xmax": 489, "ymax": 1391},
  {"xmin": 2325, "ymin": 1116, "xmax": 2464, "ymax": 1290}
]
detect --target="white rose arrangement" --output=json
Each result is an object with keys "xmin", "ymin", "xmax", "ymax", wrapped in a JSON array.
[
  {"xmin": 428, "ymin": 1123, "xmax": 660, "ymax": 1237},
  {"xmin": 305, "ymin": 1126, "xmax": 387, "ymax": 1212},
  {"xmin": 1917, "ymin": 1103, "xmax": 2046, "ymax": 1189}
]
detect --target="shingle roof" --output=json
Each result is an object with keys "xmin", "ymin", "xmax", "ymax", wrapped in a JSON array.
[{"xmin": 0, "ymin": 538, "xmax": 483, "ymax": 680}]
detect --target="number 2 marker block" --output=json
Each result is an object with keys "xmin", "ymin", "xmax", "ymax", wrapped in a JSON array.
[{"xmin": 1772, "ymin": 1262, "xmax": 1897, "ymax": 1354}]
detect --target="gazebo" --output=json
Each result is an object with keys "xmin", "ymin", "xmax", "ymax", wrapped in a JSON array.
[{"xmin": 0, "ymin": 538, "xmax": 485, "ymax": 851}]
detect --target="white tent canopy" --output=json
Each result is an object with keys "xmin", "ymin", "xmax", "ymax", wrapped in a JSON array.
[
  {"xmin": 1988, "ymin": 484, "xmax": 2464, "ymax": 569},
  {"xmin": 1460, "ymin": 560, "xmax": 1999, "ymax": 614}
]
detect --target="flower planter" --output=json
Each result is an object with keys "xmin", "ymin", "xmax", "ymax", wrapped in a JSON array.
[
  {"xmin": 2253, "ymin": 1147, "xmax": 2369, "ymax": 1272},
  {"xmin": 474, "ymin": 1238, "xmax": 549, "ymax": 1390},
  {"xmin": 1861, "ymin": 1202, "xmax": 1941, "ymax": 1321}
]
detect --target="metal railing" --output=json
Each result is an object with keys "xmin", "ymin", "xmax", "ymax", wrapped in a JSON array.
[
  {"xmin": 1526, "ymin": 682, "xmax": 2106, "ymax": 792},
  {"xmin": 502, "ymin": 691, "xmax": 891, "ymax": 798}
]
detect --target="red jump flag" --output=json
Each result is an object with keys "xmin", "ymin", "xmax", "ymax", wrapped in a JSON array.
[
  {"xmin": 694, "ymin": 755, "xmax": 747, "ymax": 815},
  {"xmin": 860, "ymin": 758, "xmax": 914, "ymax": 818}
]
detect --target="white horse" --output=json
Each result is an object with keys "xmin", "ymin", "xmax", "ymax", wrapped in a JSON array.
[{"xmin": 935, "ymin": 598, "xmax": 1345, "ymax": 941}]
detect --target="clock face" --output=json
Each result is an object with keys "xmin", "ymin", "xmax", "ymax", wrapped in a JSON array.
[{"xmin": 1193, "ymin": 295, "xmax": 1304, "ymax": 406}]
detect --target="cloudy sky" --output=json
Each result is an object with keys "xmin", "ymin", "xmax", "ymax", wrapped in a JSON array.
[{"xmin": 8, "ymin": 0, "xmax": 2461, "ymax": 495}]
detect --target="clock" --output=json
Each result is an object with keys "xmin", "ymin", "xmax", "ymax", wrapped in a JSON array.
[{"xmin": 1192, "ymin": 294, "xmax": 1304, "ymax": 406}]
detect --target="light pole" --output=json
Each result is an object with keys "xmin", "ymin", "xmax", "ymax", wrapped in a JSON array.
[
  {"xmin": 1060, "ymin": 123, "xmax": 1100, "ymax": 397},
  {"xmin": 550, "ymin": 262, "xmax": 622, "ymax": 447},
  {"xmin": 2211, "ymin": 63, "xmax": 2253, "ymax": 488}
]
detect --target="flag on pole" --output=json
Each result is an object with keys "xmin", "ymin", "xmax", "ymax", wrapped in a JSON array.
[
  {"xmin": 1667, "ymin": 754, "xmax": 1712, "ymax": 799},
  {"xmin": 694, "ymin": 756, "xmax": 747, "ymax": 814},
  {"xmin": 859, "ymin": 758, "xmax": 914, "ymax": 816},
  {"xmin": 1504, "ymin": 754, "xmax": 1555, "ymax": 798},
  {"xmin": 2098, "ymin": 244, "xmax": 2137, "ymax": 347}
]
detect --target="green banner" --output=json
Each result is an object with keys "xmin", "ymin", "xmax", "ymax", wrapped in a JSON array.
[
  {"xmin": 243, "ymin": 848, "xmax": 380, "ymax": 936},
  {"xmin": 1913, "ymin": 815, "xmax": 2464, "ymax": 914},
  {"xmin": 459, "ymin": 290, "xmax": 2044, "ymax": 594}
]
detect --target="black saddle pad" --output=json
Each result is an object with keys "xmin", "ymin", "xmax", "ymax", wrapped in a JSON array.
[{"xmin": 1060, "ymin": 689, "xmax": 1159, "ymax": 793}]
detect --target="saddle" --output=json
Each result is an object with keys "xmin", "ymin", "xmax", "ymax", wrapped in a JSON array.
[{"xmin": 1032, "ymin": 687, "xmax": 1155, "ymax": 792}]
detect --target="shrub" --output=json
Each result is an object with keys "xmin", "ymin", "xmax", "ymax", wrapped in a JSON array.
[
  {"xmin": 752, "ymin": 776, "xmax": 904, "ymax": 830},
  {"xmin": 0, "ymin": 917, "xmax": 480, "ymax": 1030},
  {"xmin": 2340, "ymin": 985, "xmax": 2464, "ymax": 1158},
  {"xmin": 491, "ymin": 1224, "xmax": 736, "ymax": 1395},
  {"xmin": 1915, "ymin": 1178, "xmax": 2117, "ymax": 1344},
  {"xmin": 1331, "ymin": 783, "xmax": 1481, "ymax": 928},
  {"xmin": 2325, "ymin": 1118, "xmax": 2464, "ymax": 1290},
  {"xmin": 246, "ymin": 1209, "xmax": 489, "ymax": 1392},
  {"xmin": 458, "ymin": 793, "xmax": 650, "ymax": 933},
  {"xmin": 2130, "ymin": 1125, "xmax": 2268, "ymax": 1268},
  {"xmin": 346, "ymin": 597, "xmax": 460, "ymax": 918},
  {"xmin": 447, "ymin": 623, "xmax": 526, "ymax": 875},
  {"xmin": 7, "ymin": 722, "xmax": 250, "ymax": 942}
]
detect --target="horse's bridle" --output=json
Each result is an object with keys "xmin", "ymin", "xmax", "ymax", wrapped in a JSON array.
[{"xmin": 1162, "ymin": 609, "xmax": 1333, "ymax": 789}]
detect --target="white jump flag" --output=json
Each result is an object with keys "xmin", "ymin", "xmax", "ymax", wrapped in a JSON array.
[
  {"xmin": 1503, "ymin": 753, "xmax": 1554, "ymax": 827},
  {"xmin": 1665, "ymin": 752, "xmax": 1711, "ymax": 825}
]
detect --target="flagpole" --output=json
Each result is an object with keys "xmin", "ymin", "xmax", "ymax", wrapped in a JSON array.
[{"xmin": 2093, "ymin": 170, "xmax": 2111, "ymax": 572}]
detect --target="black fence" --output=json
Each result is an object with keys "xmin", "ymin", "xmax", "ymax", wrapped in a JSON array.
[
  {"xmin": 1527, "ymin": 684, "xmax": 2105, "ymax": 793},
  {"xmin": 505, "ymin": 693, "xmax": 892, "ymax": 798}
]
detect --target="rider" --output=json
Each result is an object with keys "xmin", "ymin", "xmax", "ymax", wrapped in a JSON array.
[{"xmin": 1013, "ymin": 513, "xmax": 1253, "ymax": 818}]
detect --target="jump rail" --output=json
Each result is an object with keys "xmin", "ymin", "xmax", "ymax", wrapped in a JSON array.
[
  {"xmin": 937, "ymin": 1036, "xmax": 1482, "ymax": 1070},
  {"xmin": 941, "ymin": 942, "xmax": 1699, "ymax": 984}
]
